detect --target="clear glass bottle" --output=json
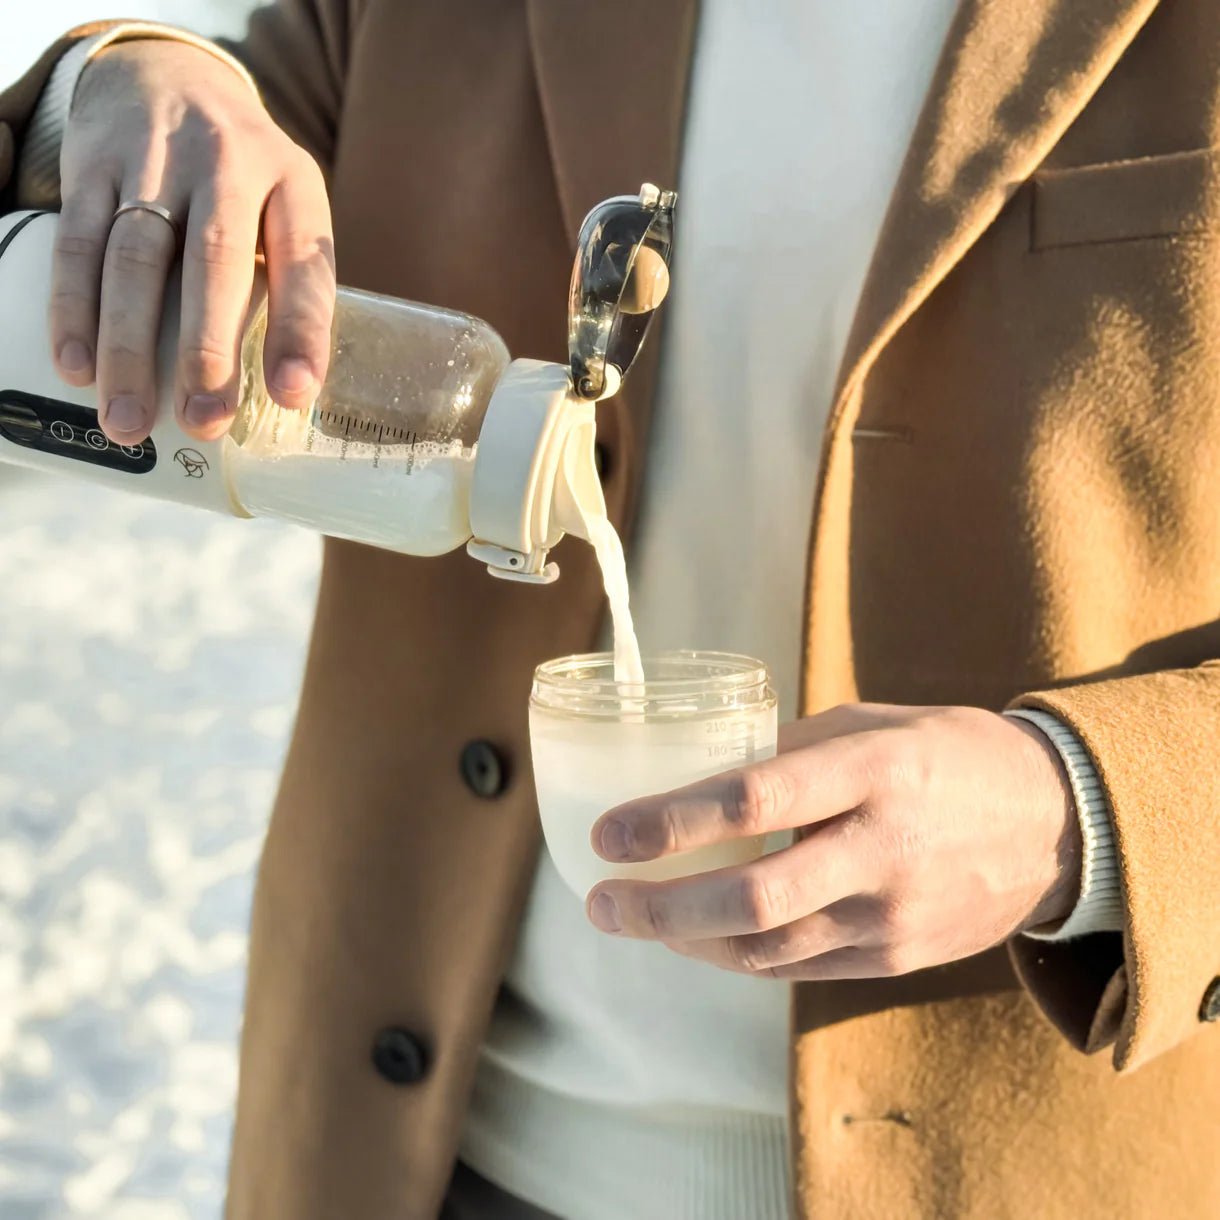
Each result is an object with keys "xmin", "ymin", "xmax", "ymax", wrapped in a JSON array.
[
  {"xmin": 226, "ymin": 289, "xmax": 510, "ymax": 557},
  {"xmin": 529, "ymin": 650, "xmax": 779, "ymax": 897},
  {"xmin": 0, "ymin": 184, "xmax": 676, "ymax": 582}
]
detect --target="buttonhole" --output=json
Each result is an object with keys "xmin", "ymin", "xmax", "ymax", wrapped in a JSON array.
[
  {"xmin": 841, "ymin": 1110, "xmax": 914, "ymax": 1128},
  {"xmin": 851, "ymin": 426, "xmax": 915, "ymax": 443}
]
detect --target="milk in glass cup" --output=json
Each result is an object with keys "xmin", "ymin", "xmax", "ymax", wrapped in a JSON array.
[{"xmin": 529, "ymin": 651, "xmax": 779, "ymax": 897}]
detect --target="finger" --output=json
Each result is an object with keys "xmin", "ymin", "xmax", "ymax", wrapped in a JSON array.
[
  {"xmin": 49, "ymin": 176, "xmax": 119, "ymax": 386},
  {"xmin": 175, "ymin": 184, "xmax": 261, "ymax": 439},
  {"xmin": 95, "ymin": 203, "xmax": 181, "ymax": 442},
  {"xmin": 765, "ymin": 941, "xmax": 925, "ymax": 982},
  {"xmin": 663, "ymin": 899, "xmax": 871, "ymax": 975},
  {"xmin": 593, "ymin": 733, "xmax": 872, "ymax": 863},
  {"xmin": 587, "ymin": 823, "xmax": 868, "ymax": 942},
  {"xmin": 260, "ymin": 156, "xmax": 336, "ymax": 411}
]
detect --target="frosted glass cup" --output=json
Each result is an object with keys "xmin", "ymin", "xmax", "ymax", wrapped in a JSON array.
[{"xmin": 529, "ymin": 651, "xmax": 779, "ymax": 897}]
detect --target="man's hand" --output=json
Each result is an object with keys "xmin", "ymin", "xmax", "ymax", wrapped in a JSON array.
[
  {"xmin": 54, "ymin": 39, "xmax": 336, "ymax": 445},
  {"xmin": 586, "ymin": 704, "xmax": 1082, "ymax": 980}
]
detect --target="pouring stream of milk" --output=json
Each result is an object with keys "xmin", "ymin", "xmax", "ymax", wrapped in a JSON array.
[{"xmin": 580, "ymin": 513, "xmax": 646, "ymax": 687}]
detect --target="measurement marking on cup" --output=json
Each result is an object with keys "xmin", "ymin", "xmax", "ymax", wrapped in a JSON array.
[{"xmin": 708, "ymin": 720, "xmax": 756, "ymax": 763}]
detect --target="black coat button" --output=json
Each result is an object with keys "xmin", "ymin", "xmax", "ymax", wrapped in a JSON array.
[
  {"xmin": 594, "ymin": 441, "xmax": 612, "ymax": 481},
  {"xmin": 1200, "ymin": 978, "xmax": 1220, "ymax": 1023},
  {"xmin": 460, "ymin": 740, "xmax": 508, "ymax": 799},
  {"xmin": 371, "ymin": 1028, "xmax": 427, "ymax": 1084}
]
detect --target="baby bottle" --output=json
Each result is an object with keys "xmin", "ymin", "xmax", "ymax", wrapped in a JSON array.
[{"xmin": 0, "ymin": 184, "xmax": 675, "ymax": 582}]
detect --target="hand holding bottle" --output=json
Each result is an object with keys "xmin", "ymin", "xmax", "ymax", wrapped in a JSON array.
[{"xmin": 51, "ymin": 39, "xmax": 337, "ymax": 445}]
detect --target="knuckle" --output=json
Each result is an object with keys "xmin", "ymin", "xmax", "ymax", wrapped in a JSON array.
[
  {"xmin": 641, "ymin": 891, "xmax": 675, "ymax": 939},
  {"xmin": 276, "ymin": 227, "xmax": 337, "ymax": 275},
  {"xmin": 737, "ymin": 872, "xmax": 791, "ymax": 930},
  {"xmin": 54, "ymin": 232, "xmax": 104, "ymax": 265},
  {"xmin": 192, "ymin": 219, "xmax": 247, "ymax": 272},
  {"xmin": 178, "ymin": 109, "xmax": 239, "ymax": 166},
  {"xmin": 652, "ymin": 803, "xmax": 687, "ymax": 856},
  {"xmin": 727, "ymin": 932, "xmax": 769, "ymax": 973},
  {"xmin": 726, "ymin": 768, "xmax": 787, "ymax": 835},
  {"xmin": 868, "ymin": 731, "xmax": 924, "ymax": 800},
  {"xmin": 729, "ymin": 930, "xmax": 792, "ymax": 978},
  {"xmin": 109, "ymin": 233, "xmax": 170, "ymax": 274},
  {"xmin": 48, "ymin": 286, "xmax": 94, "ymax": 316},
  {"xmin": 272, "ymin": 305, "xmax": 332, "ymax": 342},
  {"xmin": 100, "ymin": 337, "xmax": 152, "ymax": 370},
  {"xmin": 179, "ymin": 339, "xmax": 236, "ymax": 387}
]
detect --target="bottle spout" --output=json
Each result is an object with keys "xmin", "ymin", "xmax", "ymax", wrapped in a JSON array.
[
  {"xmin": 467, "ymin": 414, "xmax": 603, "ymax": 584},
  {"xmin": 550, "ymin": 417, "xmax": 606, "ymax": 544}
]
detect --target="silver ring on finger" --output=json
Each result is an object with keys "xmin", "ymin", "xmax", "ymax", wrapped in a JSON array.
[{"xmin": 112, "ymin": 199, "xmax": 184, "ymax": 246}]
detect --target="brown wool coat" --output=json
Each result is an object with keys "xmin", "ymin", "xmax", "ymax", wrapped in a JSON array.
[{"xmin": 4, "ymin": 1, "xmax": 1220, "ymax": 1216}]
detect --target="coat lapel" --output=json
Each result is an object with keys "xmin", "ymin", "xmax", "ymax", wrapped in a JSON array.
[
  {"xmin": 834, "ymin": 0, "xmax": 1163, "ymax": 408},
  {"xmin": 800, "ymin": 0, "xmax": 1163, "ymax": 718},
  {"xmin": 525, "ymin": 0, "xmax": 698, "ymax": 247}
]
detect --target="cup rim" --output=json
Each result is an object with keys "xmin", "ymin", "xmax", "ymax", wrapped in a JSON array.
[{"xmin": 532, "ymin": 649, "xmax": 772, "ymax": 700}]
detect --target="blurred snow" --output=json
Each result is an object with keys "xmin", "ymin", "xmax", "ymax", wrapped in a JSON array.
[{"xmin": 1, "ymin": 5, "xmax": 319, "ymax": 1218}]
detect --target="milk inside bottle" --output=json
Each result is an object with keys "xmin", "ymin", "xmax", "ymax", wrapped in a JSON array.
[{"xmin": 0, "ymin": 184, "xmax": 677, "ymax": 585}]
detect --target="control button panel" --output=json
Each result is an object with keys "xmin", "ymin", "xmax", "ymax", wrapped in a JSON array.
[{"xmin": 0, "ymin": 390, "xmax": 157, "ymax": 474}]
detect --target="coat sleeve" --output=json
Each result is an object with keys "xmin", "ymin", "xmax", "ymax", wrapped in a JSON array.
[
  {"xmin": 1006, "ymin": 660, "xmax": 1220, "ymax": 1071},
  {"xmin": 0, "ymin": 0, "xmax": 353, "ymax": 208}
]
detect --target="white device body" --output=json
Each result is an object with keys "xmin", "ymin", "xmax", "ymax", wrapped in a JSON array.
[{"xmin": 0, "ymin": 210, "xmax": 240, "ymax": 513}]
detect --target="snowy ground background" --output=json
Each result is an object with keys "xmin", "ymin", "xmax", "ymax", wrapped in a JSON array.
[{"xmin": 1, "ymin": 6, "xmax": 317, "ymax": 1217}]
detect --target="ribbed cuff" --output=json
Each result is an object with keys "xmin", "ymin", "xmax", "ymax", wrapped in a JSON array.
[
  {"xmin": 17, "ymin": 23, "xmax": 260, "ymax": 208},
  {"xmin": 1004, "ymin": 708, "xmax": 1125, "ymax": 940}
]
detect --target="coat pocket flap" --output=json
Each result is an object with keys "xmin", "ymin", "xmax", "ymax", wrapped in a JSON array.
[{"xmin": 1032, "ymin": 148, "xmax": 1220, "ymax": 251}]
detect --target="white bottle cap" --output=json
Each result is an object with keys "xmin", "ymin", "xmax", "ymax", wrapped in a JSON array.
[{"xmin": 467, "ymin": 358, "xmax": 606, "ymax": 583}]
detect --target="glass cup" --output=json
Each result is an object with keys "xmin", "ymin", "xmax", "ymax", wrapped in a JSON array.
[{"xmin": 529, "ymin": 651, "xmax": 779, "ymax": 898}]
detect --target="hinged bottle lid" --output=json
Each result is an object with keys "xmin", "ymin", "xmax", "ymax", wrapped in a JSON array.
[
  {"xmin": 467, "ymin": 359, "xmax": 596, "ymax": 583},
  {"xmin": 567, "ymin": 183, "xmax": 677, "ymax": 401},
  {"xmin": 468, "ymin": 184, "xmax": 678, "ymax": 582}
]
